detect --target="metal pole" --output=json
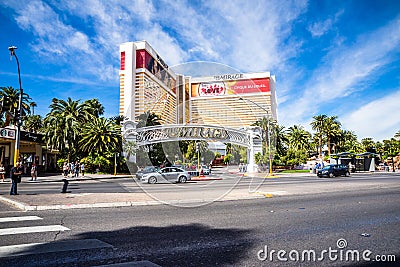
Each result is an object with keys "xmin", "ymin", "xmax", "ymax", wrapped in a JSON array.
[
  {"xmin": 114, "ymin": 153, "xmax": 117, "ymax": 176},
  {"xmin": 197, "ymin": 144, "xmax": 200, "ymax": 176},
  {"xmin": 8, "ymin": 46, "xmax": 23, "ymax": 166},
  {"xmin": 267, "ymin": 118, "xmax": 273, "ymax": 176},
  {"xmin": 239, "ymin": 97, "xmax": 274, "ymax": 176}
]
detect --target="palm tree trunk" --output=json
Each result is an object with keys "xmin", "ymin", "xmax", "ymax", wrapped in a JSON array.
[
  {"xmin": 319, "ymin": 136, "xmax": 322, "ymax": 159},
  {"xmin": 327, "ymin": 136, "xmax": 331, "ymax": 156}
]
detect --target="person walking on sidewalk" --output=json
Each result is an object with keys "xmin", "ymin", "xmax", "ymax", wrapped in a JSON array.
[
  {"xmin": 30, "ymin": 163, "xmax": 38, "ymax": 181},
  {"xmin": 10, "ymin": 163, "xmax": 22, "ymax": 195},
  {"xmin": 69, "ymin": 162, "xmax": 75, "ymax": 176},
  {"xmin": 0, "ymin": 164, "xmax": 5, "ymax": 182},
  {"xmin": 80, "ymin": 162, "xmax": 85, "ymax": 177},
  {"xmin": 74, "ymin": 161, "xmax": 80, "ymax": 178},
  {"xmin": 63, "ymin": 162, "xmax": 69, "ymax": 178}
]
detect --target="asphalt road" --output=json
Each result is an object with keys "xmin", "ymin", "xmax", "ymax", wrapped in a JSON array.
[
  {"xmin": 1, "ymin": 170, "xmax": 399, "ymax": 194},
  {"xmin": 0, "ymin": 184, "xmax": 399, "ymax": 266}
]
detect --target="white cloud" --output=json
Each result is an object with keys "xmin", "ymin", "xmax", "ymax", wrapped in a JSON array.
[
  {"xmin": 279, "ymin": 16, "xmax": 400, "ymax": 127},
  {"xmin": 307, "ymin": 9, "xmax": 343, "ymax": 38},
  {"xmin": 308, "ymin": 19, "xmax": 334, "ymax": 37},
  {"xmin": 203, "ymin": 0, "xmax": 308, "ymax": 71},
  {"xmin": 139, "ymin": 24, "xmax": 189, "ymax": 66},
  {"xmin": 341, "ymin": 89, "xmax": 400, "ymax": 140},
  {"xmin": 3, "ymin": 0, "xmax": 309, "ymax": 84}
]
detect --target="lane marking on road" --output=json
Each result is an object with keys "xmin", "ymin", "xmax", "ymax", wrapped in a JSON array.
[
  {"xmin": 0, "ymin": 239, "xmax": 113, "ymax": 258},
  {"xmin": 0, "ymin": 216, "xmax": 43, "ymax": 223},
  {"xmin": 0, "ymin": 225, "xmax": 70, "ymax": 236},
  {"xmin": 251, "ymin": 191, "xmax": 288, "ymax": 198}
]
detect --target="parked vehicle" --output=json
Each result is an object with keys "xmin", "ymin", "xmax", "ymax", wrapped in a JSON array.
[
  {"xmin": 317, "ymin": 164, "xmax": 350, "ymax": 178},
  {"xmin": 201, "ymin": 165, "xmax": 211, "ymax": 175},
  {"xmin": 141, "ymin": 167, "xmax": 191, "ymax": 184},
  {"xmin": 136, "ymin": 166, "xmax": 160, "ymax": 180}
]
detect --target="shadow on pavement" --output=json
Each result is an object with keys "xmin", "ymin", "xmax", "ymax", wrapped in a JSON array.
[{"xmin": 1, "ymin": 223, "xmax": 254, "ymax": 267}]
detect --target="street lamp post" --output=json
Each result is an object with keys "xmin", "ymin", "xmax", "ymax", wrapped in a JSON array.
[
  {"xmin": 8, "ymin": 46, "xmax": 23, "ymax": 166},
  {"xmin": 239, "ymin": 97, "xmax": 275, "ymax": 177}
]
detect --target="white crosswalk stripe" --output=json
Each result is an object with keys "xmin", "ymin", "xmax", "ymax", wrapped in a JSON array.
[
  {"xmin": 0, "ymin": 215, "xmax": 42, "ymax": 223},
  {"xmin": 0, "ymin": 215, "xmax": 113, "ymax": 260},
  {"xmin": 0, "ymin": 225, "xmax": 70, "ymax": 235},
  {"xmin": 0, "ymin": 239, "xmax": 113, "ymax": 258}
]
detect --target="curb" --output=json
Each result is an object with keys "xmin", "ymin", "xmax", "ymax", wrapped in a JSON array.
[
  {"xmin": 0, "ymin": 194, "xmax": 264, "ymax": 211},
  {"xmin": 0, "ymin": 196, "xmax": 27, "ymax": 210}
]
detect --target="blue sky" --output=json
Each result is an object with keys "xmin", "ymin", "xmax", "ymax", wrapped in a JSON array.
[{"xmin": 1, "ymin": 0, "xmax": 399, "ymax": 141}]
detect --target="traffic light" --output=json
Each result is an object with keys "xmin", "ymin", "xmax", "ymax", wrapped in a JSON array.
[
  {"xmin": 0, "ymin": 97, "xmax": 12, "ymax": 113},
  {"xmin": 196, "ymin": 143, "xmax": 200, "ymax": 152}
]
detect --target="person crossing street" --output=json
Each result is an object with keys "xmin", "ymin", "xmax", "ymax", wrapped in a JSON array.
[{"xmin": 10, "ymin": 162, "xmax": 23, "ymax": 195}]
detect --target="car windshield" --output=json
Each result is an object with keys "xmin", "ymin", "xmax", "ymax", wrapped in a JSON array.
[{"xmin": 322, "ymin": 165, "xmax": 332, "ymax": 170}]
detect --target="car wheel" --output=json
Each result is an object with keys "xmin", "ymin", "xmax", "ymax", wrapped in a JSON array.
[
  {"xmin": 345, "ymin": 171, "xmax": 350, "ymax": 177},
  {"xmin": 148, "ymin": 176, "xmax": 157, "ymax": 184},
  {"xmin": 179, "ymin": 176, "xmax": 187, "ymax": 183},
  {"xmin": 329, "ymin": 173, "xmax": 334, "ymax": 178}
]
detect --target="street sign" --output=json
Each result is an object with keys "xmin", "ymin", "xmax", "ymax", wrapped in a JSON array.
[{"xmin": 0, "ymin": 128, "xmax": 16, "ymax": 140}]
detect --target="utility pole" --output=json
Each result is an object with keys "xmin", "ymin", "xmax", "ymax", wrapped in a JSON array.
[{"xmin": 8, "ymin": 46, "xmax": 23, "ymax": 166}]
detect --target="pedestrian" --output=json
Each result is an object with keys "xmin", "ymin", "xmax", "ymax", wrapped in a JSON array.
[
  {"xmin": 30, "ymin": 163, "xmax": 38, "ymax": 181},
  {"xmin": 63, "ymin": 162, "xmax": 69, "ymax": 178},
  {"xmin": 10, "ymin": 163, "xmax": 22, "ymax": 195},
  {"xmin": 0, "ymin": 164, "xmax": 5, "ymax": 182},
  {"xmin": 80, "ymin": 162, "xmax": 85, "ymax": 177},
  {"xmin": 69, "ymin": 162, "xmax": 75, "ymax": 176},
  {"xmin": 313, "ymin": 162, "xmax": 318, "ymax": 174},
  {"xmin": 74, "ymin": 161, "xmax": 80, "ymax": 177},
  {"xmin": 23, "ymin": 163, "xmax": 27, "ymax": 175}
]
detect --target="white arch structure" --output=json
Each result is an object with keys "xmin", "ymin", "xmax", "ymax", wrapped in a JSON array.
[{"xmin": 123, "ymin": 121, "xmax": 263, "ymax": 173}]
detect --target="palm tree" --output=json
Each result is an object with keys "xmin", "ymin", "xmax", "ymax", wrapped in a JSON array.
[
  {"xmin": 310, "ymin": 114, "xmax": 327, "ymax": 158},
  {"xmin": 23, "ymin": 115, "xmax": 43, "ymax": 133},
  {"xmin": 110, "ymin": 115, "xmax": 127, "ymax": 125},
  {"xmin": 84, "ymin": 99, "xmax": 104, "ymax": 118},
  {"xmin": 79, "ymin": 117, "xmax": 122, "ymax": 155},
  {"xmin": 123, "ymin": 140, "xmax": 138, "ymax": 159},
  {"xmin": 43, "ymin": 97, "xmax": 90, "ymax": 159},
  {"xmin": 136, "ymin": 111, "xmax": 161, "ymax": 128},
  {"xmin": 339, "ymin": 130, "xmax": 359, "ymax": 153},
  {"xmin": 361, "ymin": 137, "xmax": 376, "ymax": 153},
  {"xmin": 252, "ymin": 116, "xmax": 277, "ymax": 155},
  {"xmin": 0, "ymin": 86, "xmax": 31, "ymax": 126},
  {"xmin": 48, "ymin": 97, "xmax": 87, "ymax": 123},
  {"xmin": 274, "ymin": 125, "xmax": 288, "ymax": 157},
  {"xmin": 323, "ymin": 116, "xmax": 342, "ymax": 156},
  {"xmin": 286, "ymin": 125, "xmax": 311, "ymax": 151},
  {"xmin": 30, "ymin": 101, "xmax": 37, "ymax": 115}
]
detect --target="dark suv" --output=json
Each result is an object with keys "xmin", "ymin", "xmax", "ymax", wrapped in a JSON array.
[{"xmin": 317, "ymin": 164, "xmax": 350, "ymax": 178}]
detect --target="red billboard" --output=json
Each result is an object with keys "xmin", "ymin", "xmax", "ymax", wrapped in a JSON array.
[{"xmin": 191, "ymin": 77, "xmax": 270, "ymax": 97}]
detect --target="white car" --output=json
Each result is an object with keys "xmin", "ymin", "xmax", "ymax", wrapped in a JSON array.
[{"xmin": 141, "ymin": 167, "xmax": 191, "ymax": 184}]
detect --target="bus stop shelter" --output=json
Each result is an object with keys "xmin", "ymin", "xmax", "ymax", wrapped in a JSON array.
[{"xmin": 330, "ymin": 152, "xmax": 379, "ymax": 172}]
